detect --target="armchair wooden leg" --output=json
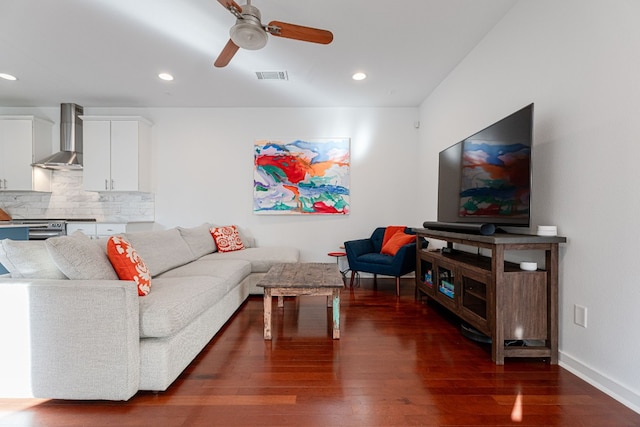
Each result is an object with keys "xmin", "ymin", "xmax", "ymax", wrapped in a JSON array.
[
  {"xmin": 395, "ymin": 277, "xmax": 400, "ymax": 296},
  {"xmin": 373, "ymin": 274, "xmax": 377, "ymax": 290},
  {"xmin": 349, "ymin": 270, "xmax": 356, "ymax": 288}
]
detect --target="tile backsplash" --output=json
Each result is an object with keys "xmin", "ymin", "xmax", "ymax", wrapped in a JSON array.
[{"xmin": 0, "ymin": 170, "xmax": 154, "ymax": 221}]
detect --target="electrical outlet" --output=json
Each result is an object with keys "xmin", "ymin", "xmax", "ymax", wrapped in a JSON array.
[{"xmin": 574, "ymin": 304, "xmax": 587, "ymax": 328}]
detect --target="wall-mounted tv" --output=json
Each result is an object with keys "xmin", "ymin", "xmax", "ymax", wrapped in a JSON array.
[{"xmin": 432, "ymin": 103, "xmax": 533, "ymax": 234}]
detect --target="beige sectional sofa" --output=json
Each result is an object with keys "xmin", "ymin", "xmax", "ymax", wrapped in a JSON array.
[{"xmin": 0, "ymin": 223, "xmax": 299, "ymax": 400}]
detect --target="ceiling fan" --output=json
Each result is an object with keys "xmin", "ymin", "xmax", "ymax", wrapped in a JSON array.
[{"xmin": 214, "ymin": 0, "xmax": 334, "ymax": 67}]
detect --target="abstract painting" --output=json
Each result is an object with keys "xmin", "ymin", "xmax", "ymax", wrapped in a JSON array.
[
  {"xmin": 254, "ymin": 138, "xmax": 350, "ymax": 214},
  {"xmin": 459, "ymin": 140, "xmax": 530, "ymax": 218}
]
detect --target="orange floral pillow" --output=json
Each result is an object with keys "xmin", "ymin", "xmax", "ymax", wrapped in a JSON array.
[
  {"xmin": 210, "ymin": 225, "xmax": 245, "ymax": 253},
  {"xmin": 380, "ymin": 232, "xmax": 415, "ymax": 256},
  {"xmin": 107, "ymin": 236, "xmax": 151, "ymax": 296}
]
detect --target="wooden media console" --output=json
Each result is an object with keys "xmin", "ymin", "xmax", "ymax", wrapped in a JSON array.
[{"xmin": 413, "ymin": 228, "xmax": 566, "ymax": 364}]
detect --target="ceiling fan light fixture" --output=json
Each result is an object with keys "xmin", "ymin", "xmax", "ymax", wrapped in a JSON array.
[
  {"xmin": 230, "ymin": 21, "xmax": 268, "ymax": 50},
  {"xmin": 214, "ymin": 0, "xmax": 333, "ymax": 67},
  {"xmin": 229, "ymin": 4, "xmax": 267, "ymax": 50}
]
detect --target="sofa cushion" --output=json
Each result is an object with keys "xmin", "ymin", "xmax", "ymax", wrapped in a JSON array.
[
  {"xmin": 138, "ymin": 276, "xmax": 228, "ymax": 338},
  {"xmin": 122, "ymin": 229, "xmax": 196, "ymax": 276},
  {"xmin": 356, "ymin": 252, "xmax": 394, "ymax": 266},
  {"xmin": 158, "ymin": 259, "xmax": 251, "ymax": 293},
  {"xmin": 46, "ymin": 232, "xmax": 118, "ymax": 280},
  {"xmin": 0, "ymin": 239, "xmax": 66, "ymax": 279},
  {"xmin": 199, "ymin": 247, "xmax": 299, "ymax": 273},
  {"xmin": 210, "ymin": 225, "xmax": 245, "ymax": 253},
  {"xmin": 107, "ymin": 236, "xmax": 151, "ymax": 296},
  {"xmin": 177, "ymin": 223, "xmax": 216, "ymax": 258}
]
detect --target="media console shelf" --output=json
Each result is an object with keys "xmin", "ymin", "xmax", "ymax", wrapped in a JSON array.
[{"xmin": 413, "ymin": 228, "xmax": 566, "ymax": 365}]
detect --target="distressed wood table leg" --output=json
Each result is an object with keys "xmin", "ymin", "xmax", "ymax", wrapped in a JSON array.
[
  {"xmin": 263, "ymin": 289, "xmax": 272, "ymax": 340},
  {"xmin": 332, "ymin": 288, "xmax": 340, "ymax": 339}
]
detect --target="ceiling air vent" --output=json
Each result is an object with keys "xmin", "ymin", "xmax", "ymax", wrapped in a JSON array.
[{"xmin": 255, "ymin": 71, "xmax": 289, "ymax": 80}]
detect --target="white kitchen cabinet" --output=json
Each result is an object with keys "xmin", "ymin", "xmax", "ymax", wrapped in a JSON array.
[
  {"xmin": 0, "ymin": 116, "xmax": 52, "ymax": 191},
  {"xmin": 96, "ymin": 223, "xmax": 127, "ymax": 238},
  {"xmin": 81, "ymin": 116, "xmax": 152, "ymax": 192},
  {"xmin": 65, "ymin": 222, "xmax": 96, "ymax": 236},
  {"xmin": 66, "ymin": 222, "xmax": 127, "ymax": 239}
]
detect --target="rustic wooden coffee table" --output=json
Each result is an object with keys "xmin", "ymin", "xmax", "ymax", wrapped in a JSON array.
[{"xmin": 257, "ymin": 263, "xmax": 344, "ymax": 340}]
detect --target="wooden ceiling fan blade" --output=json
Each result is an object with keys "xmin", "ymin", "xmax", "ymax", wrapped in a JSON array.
[
  {"xmin": 214, "ymin": 39, "xmax": 240, "ymax": 68},
  {"xmin": 217, "ymin": 0, "xmax": 242, "ymax": 14},
  {"xmin": 267, "ymin": 21, "xmax": 333, "ymax": 44}
]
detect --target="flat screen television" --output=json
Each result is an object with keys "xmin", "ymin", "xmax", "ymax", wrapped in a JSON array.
[{"xmin": 431, "ymin": 103, "xmax": 533, "ymax": 234}]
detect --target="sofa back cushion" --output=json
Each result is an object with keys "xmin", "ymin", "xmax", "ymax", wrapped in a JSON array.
[
  {"xmin": 46, "ymin": 232, "xmax": 118, "ymax": 280},
  {"xmin": 0, "ymin": 239, "xmax": 66, "ymax": 279},
  {"xmin": 369, "ymin": 227, "xmax": 387, "ymax": 253},
  {"xmin": 121, "ymin": 228, "xmax": 196, "ymax": 277},
  {"xmin": 177, "ymin": 223, "xmax": 216, "ymax": 258},
  {"xmin": 199, "ymin": 246, "xmax": 300, "ymax": 273}
]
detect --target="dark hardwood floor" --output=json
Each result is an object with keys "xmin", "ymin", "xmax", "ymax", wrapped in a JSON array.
[{"xmin": 1, "ymin": 278, "xmax": 639, "ymax": 426}]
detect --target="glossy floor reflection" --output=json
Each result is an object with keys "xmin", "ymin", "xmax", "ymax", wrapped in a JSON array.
[{"xmin": 1, "ymin": 278, "xmax": 639, "ymax": 426}]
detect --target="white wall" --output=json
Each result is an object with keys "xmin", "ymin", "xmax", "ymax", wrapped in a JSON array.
[
  {"xmin": 81, "ymin": 107, "xmax": 421, "ymax": 262},
  {"xmin": 0, "ymin": 106, "xmax": 420, "ymax": 261},
  {"xmin": 418, "ymin": 0, "xmax": 640, "ymax": 412}
]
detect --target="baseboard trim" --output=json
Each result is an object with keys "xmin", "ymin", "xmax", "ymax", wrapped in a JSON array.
[{"xmin": 559, "ymin": 351, "xmax": 640, "ymax": 414}]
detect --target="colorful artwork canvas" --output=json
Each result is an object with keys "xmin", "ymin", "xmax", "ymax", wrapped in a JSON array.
[
  {"xmin": 459, "ymin": 140, "xmax": 530, "ymax": 218},
  {"xmin": 254, "ymin": 138, "xmax": 350, "ymax": 214}
]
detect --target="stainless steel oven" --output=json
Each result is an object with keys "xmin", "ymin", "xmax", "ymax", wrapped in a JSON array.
[
  {"xmin": 10, "ymin": 218, "xmax": 98, "ymax": 240},
  {"xmin": 10, "ymin": 219, "xmax": 67, "ymax": 240}
]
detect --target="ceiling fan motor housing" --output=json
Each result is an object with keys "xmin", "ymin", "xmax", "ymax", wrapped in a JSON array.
[{"xmin": 230, "ymin": 4, "xmax": 268, "ymax": 50}]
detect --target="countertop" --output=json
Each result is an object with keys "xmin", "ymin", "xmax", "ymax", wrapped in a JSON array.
[{"xmin": 0, "ymin": 222, "xmax": 34, "ymax": 229}]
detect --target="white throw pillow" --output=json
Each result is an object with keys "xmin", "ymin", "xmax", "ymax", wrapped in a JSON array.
[
  {"xmin": 45, "ymin": 232, "xmax": 118, "ymax": 280},
  {"xmin": 0, "ymin": 239, "xmax": 66, "ymax": 279}
]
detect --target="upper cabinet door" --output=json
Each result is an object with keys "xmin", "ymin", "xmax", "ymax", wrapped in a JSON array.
[
  {"xmin": 81, "ymin": 116, "xmax": 151, "ymax": 192},
  {"xmin": 83, "ymin": 120, "xmax": 112, "ymax": 191},
  {"xmin": 0, "ymin": 117, "xmax": 52, "ymax": 191},
  {"xmin": 109, "ymin": 120, "xmax": 140, "ymax": 192}
]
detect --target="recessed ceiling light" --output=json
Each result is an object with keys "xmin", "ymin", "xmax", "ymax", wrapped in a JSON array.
[
  {"xmin": 158, "ymin": 73, "xmax": 174, "ymax": 81},
  {"xmin": 0, "ymin": 73, "xmax": 17, "ymax": 81},
  {"xmin": 352, "ymin": 72, "xmax": 367, "ymax": 81}
]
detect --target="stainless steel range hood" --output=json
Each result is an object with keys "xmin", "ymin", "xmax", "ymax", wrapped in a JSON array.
[{"xmin": 33, "ymin": 103, "xmax": 83, "ymax": 170}]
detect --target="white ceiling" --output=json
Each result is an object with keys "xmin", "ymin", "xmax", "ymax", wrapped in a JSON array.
[{"xmin": 0, "ymin": 0, "xmax": 516, "ymax": 108}]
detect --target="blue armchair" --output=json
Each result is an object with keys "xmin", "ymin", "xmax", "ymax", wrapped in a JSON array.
[{"xmin": 344, "ymin": 227, "xmax": 426, "ymax": 296}]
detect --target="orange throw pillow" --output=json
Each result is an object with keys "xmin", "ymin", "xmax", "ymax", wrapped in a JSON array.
[
  {"xmin": 210, "ymin": 225, "xmax": 245, "ymax": 253},
  {"xmin": 381, "ymin": 232, "xmax": 415, "ymax": 256},
  {"xmin": 107, "ymin": 236, "xmax": 151, "ymax": 296},
  {"xmin": 381, "ymin": 225, "xmax": 406, "ymax": 249}
]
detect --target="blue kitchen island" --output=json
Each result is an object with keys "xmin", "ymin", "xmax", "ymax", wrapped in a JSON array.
[{"xmin": 0, "ymin": 224, "xmax": 29, "ymax": 275}]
